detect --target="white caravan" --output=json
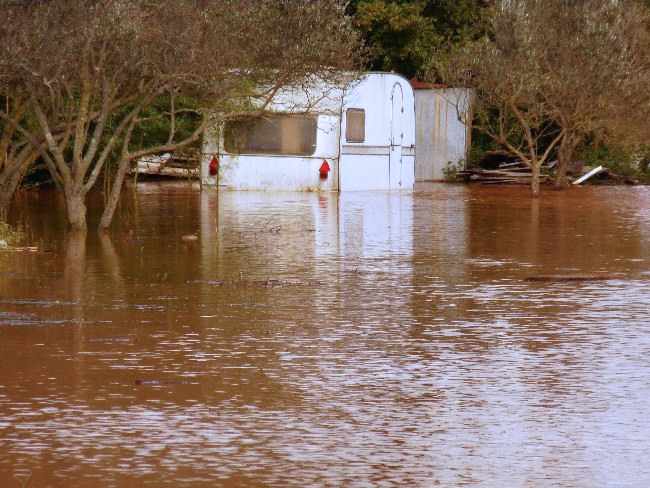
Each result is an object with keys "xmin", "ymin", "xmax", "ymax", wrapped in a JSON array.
[{"xmin": 201, "ymin": 72, "xmax": 415, "ymax": 191}]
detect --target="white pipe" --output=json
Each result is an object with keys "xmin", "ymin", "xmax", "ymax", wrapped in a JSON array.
[{"xmin": 573, "ymin": 165, "xmax": 604, "ymax": 185}]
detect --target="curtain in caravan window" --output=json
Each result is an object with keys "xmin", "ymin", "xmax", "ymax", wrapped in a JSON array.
[
  {"xmin": 224, "ymin": 115, "xmax": 318, "ymax": 156},
  {"xmin": 345, "ymin": 108, "xmax": 365, "ymax": 143}
]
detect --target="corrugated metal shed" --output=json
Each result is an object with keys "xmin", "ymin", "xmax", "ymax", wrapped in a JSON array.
[{"xmin": 412, "ymin": 79, "xmax": 472, "ymax": 181}]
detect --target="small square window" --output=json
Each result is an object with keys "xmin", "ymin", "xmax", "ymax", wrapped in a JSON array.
[{"xmin": 345, "ymin": 108, "xmax": 365, "ymax": 143}]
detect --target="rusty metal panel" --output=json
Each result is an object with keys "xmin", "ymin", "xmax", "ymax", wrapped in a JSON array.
[{"xmin": 414, "ymin": 88, "xmax": 471, "ymax": 181}]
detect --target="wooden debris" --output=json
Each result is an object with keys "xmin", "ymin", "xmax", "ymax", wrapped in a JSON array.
[
  {"xmin": 456, "ymin": 166, "xmax": 552, "ymax": 185},
  {"xmin": 457, "ymin": 150, "xmax": 638, "ymax": 186},
  {"xmin": 134, "ymin": 153, "xmax": 199, "ymax": 179},
  {"xmin": 456, "ymin": 151, "xmax": 555, "ymax": 185},
  {"xmin": 478, "ymin": 150, "xmax": 520, "ymax": 169}
]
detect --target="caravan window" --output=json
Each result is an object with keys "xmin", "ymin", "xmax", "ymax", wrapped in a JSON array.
[
  {"xmin": 345, "ymin": 108, "xmax": 365, "ymax": 143},
  {"xmin": 224, "ymin": 114, "xmax": 317, "ymax": 156}
]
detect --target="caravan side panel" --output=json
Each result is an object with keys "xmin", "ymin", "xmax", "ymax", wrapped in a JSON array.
[
  {"xmin": 339, "ymin": 146, "xmax": 390, "ymax": 191},
  {"xmin": 217, "ymin": 154, "xmax": 338, "ymax": 191},
  {"xmin": 202, "ymin": 114, "xmax": 340, "ymax": 191}
]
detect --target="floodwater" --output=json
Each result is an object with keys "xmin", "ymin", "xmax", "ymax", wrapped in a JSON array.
[{"xmin": 0, "ymin": 182, "xmax": 649, "ymax": 487}]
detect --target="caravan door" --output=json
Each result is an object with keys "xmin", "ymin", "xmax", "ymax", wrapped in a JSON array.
[{"xmin": 390, "ymin": 83, "xmax": 404, "ymax": 189}]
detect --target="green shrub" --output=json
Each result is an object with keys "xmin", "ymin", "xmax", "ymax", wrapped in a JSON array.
[
  {"xmin": 0, "ymin": 222, "xmax": 25, "ymax": 247},
  {"xmin": 577, "ymin": 144, "xmax": 650, "ymax": 180},
  {"xmin": 443, "ymin": 159, "xmax": 466, "ymax": 182}
]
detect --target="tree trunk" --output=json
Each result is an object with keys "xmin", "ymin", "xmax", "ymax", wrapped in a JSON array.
[
  {"xmin": 98, "ymin": 159, "xmax": 130, "ymax": 231},
  {"xmin": 554, "ymin": 135, "xmax": 580, "ymax": 187},
  {"xmin": 98, "ymin": 231, "xmax": 123, "ymax": 284},
  {"xmin": 0, "ymin": 180, "xmax": 13, "ymax": 219},
  {"xmin": 0, "ymin": 170, "xmax": 24, "ymax": 217},
  {"xmin": 64, "ymin": 228, "xmax": 87, "ymax": 303},
  {"xmin": 554, "ymin": 163, "xmax": 569, "ymax": 187},
  {"xmin": 531, "ymin": 160, "xmax": 540, "ymax": 198},
  {"xmin": 0, "ymin": 153, "xmax": 36, "ymax": 218},
  {"xmin": 65, "ymin": 187, "xmax": 88, "ymax": 230}
]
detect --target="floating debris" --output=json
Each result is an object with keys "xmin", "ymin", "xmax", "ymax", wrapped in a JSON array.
[
  {"xmin": 135, "ymin": 379, "xmax": 184, "ymax": 386},
  {"xmin": 88, "ymin": 337, "xmax": 136, "ymax": 343},
  {"xmin": 0, "ymin": 246, "xmax": 43, "ymax": 253},
  {"xmin": 524, "ymin": 275, "xmax": 616, "ymax": 282},
  {"xmin": 186, "ymin": 279, "xmax": 321, "ymax": 287}
]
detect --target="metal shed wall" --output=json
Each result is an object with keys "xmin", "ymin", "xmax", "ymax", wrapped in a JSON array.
[{"xmin": 414, "ymin": 88, "xmax": 471, "ymax": 181}]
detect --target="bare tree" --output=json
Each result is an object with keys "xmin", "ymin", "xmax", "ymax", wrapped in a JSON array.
[
  {"xmin": 0, "ymin": 1, "xmax": 362, "ymax": 229},
  {"xmin": 439, "ymin": 1, "xmax": 650, "ymax": 196},
  {"xmin": 0, "ymin": 92, "xmax": 40, "ymax": 217}
]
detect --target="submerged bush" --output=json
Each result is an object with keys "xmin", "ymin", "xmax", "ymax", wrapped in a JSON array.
[
  {"xmin": 578, "ymin": 144, "xmax": 650, "ymax": 182},
  {"xmin": 0, "ymin": 222, "xmax": 25, "ymax": 247},
  {"xmin": 443, "ymin": 159, "xmax": 466, "ymax": 182}
]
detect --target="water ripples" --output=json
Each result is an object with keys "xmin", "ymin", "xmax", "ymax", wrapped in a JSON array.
[{"xmin": 0, "ymin": 184, "xmax": 648, "ymax": 486}]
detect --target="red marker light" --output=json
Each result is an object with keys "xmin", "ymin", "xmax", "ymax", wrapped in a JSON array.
[
  {"xmin": 209, "ymin": 156, "xmax": 218, "ymax": 176},
  {"xmin": 319, "ymin": 160, "xmax": 330, "ymax": 179}
]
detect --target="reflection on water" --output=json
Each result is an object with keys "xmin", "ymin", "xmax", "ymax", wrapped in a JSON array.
[{"xmin": 0, "ymin": 183, "xmax": 649, "ymax": 487}]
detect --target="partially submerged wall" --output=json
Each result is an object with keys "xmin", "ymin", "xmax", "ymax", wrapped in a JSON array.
[{"xmin": 414, "ymin": 88, "xmax": 471, "ymax": 181}]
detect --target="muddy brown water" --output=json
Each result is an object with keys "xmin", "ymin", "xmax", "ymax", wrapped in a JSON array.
[{"xmin": 1, "ymin": 182, "xmax": 649, "ymax": 487}]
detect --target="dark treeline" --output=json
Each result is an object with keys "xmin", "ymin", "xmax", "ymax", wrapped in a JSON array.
[{"xmin": 348, "ymin": 0, "xmax": 489, "ymax": 80}]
